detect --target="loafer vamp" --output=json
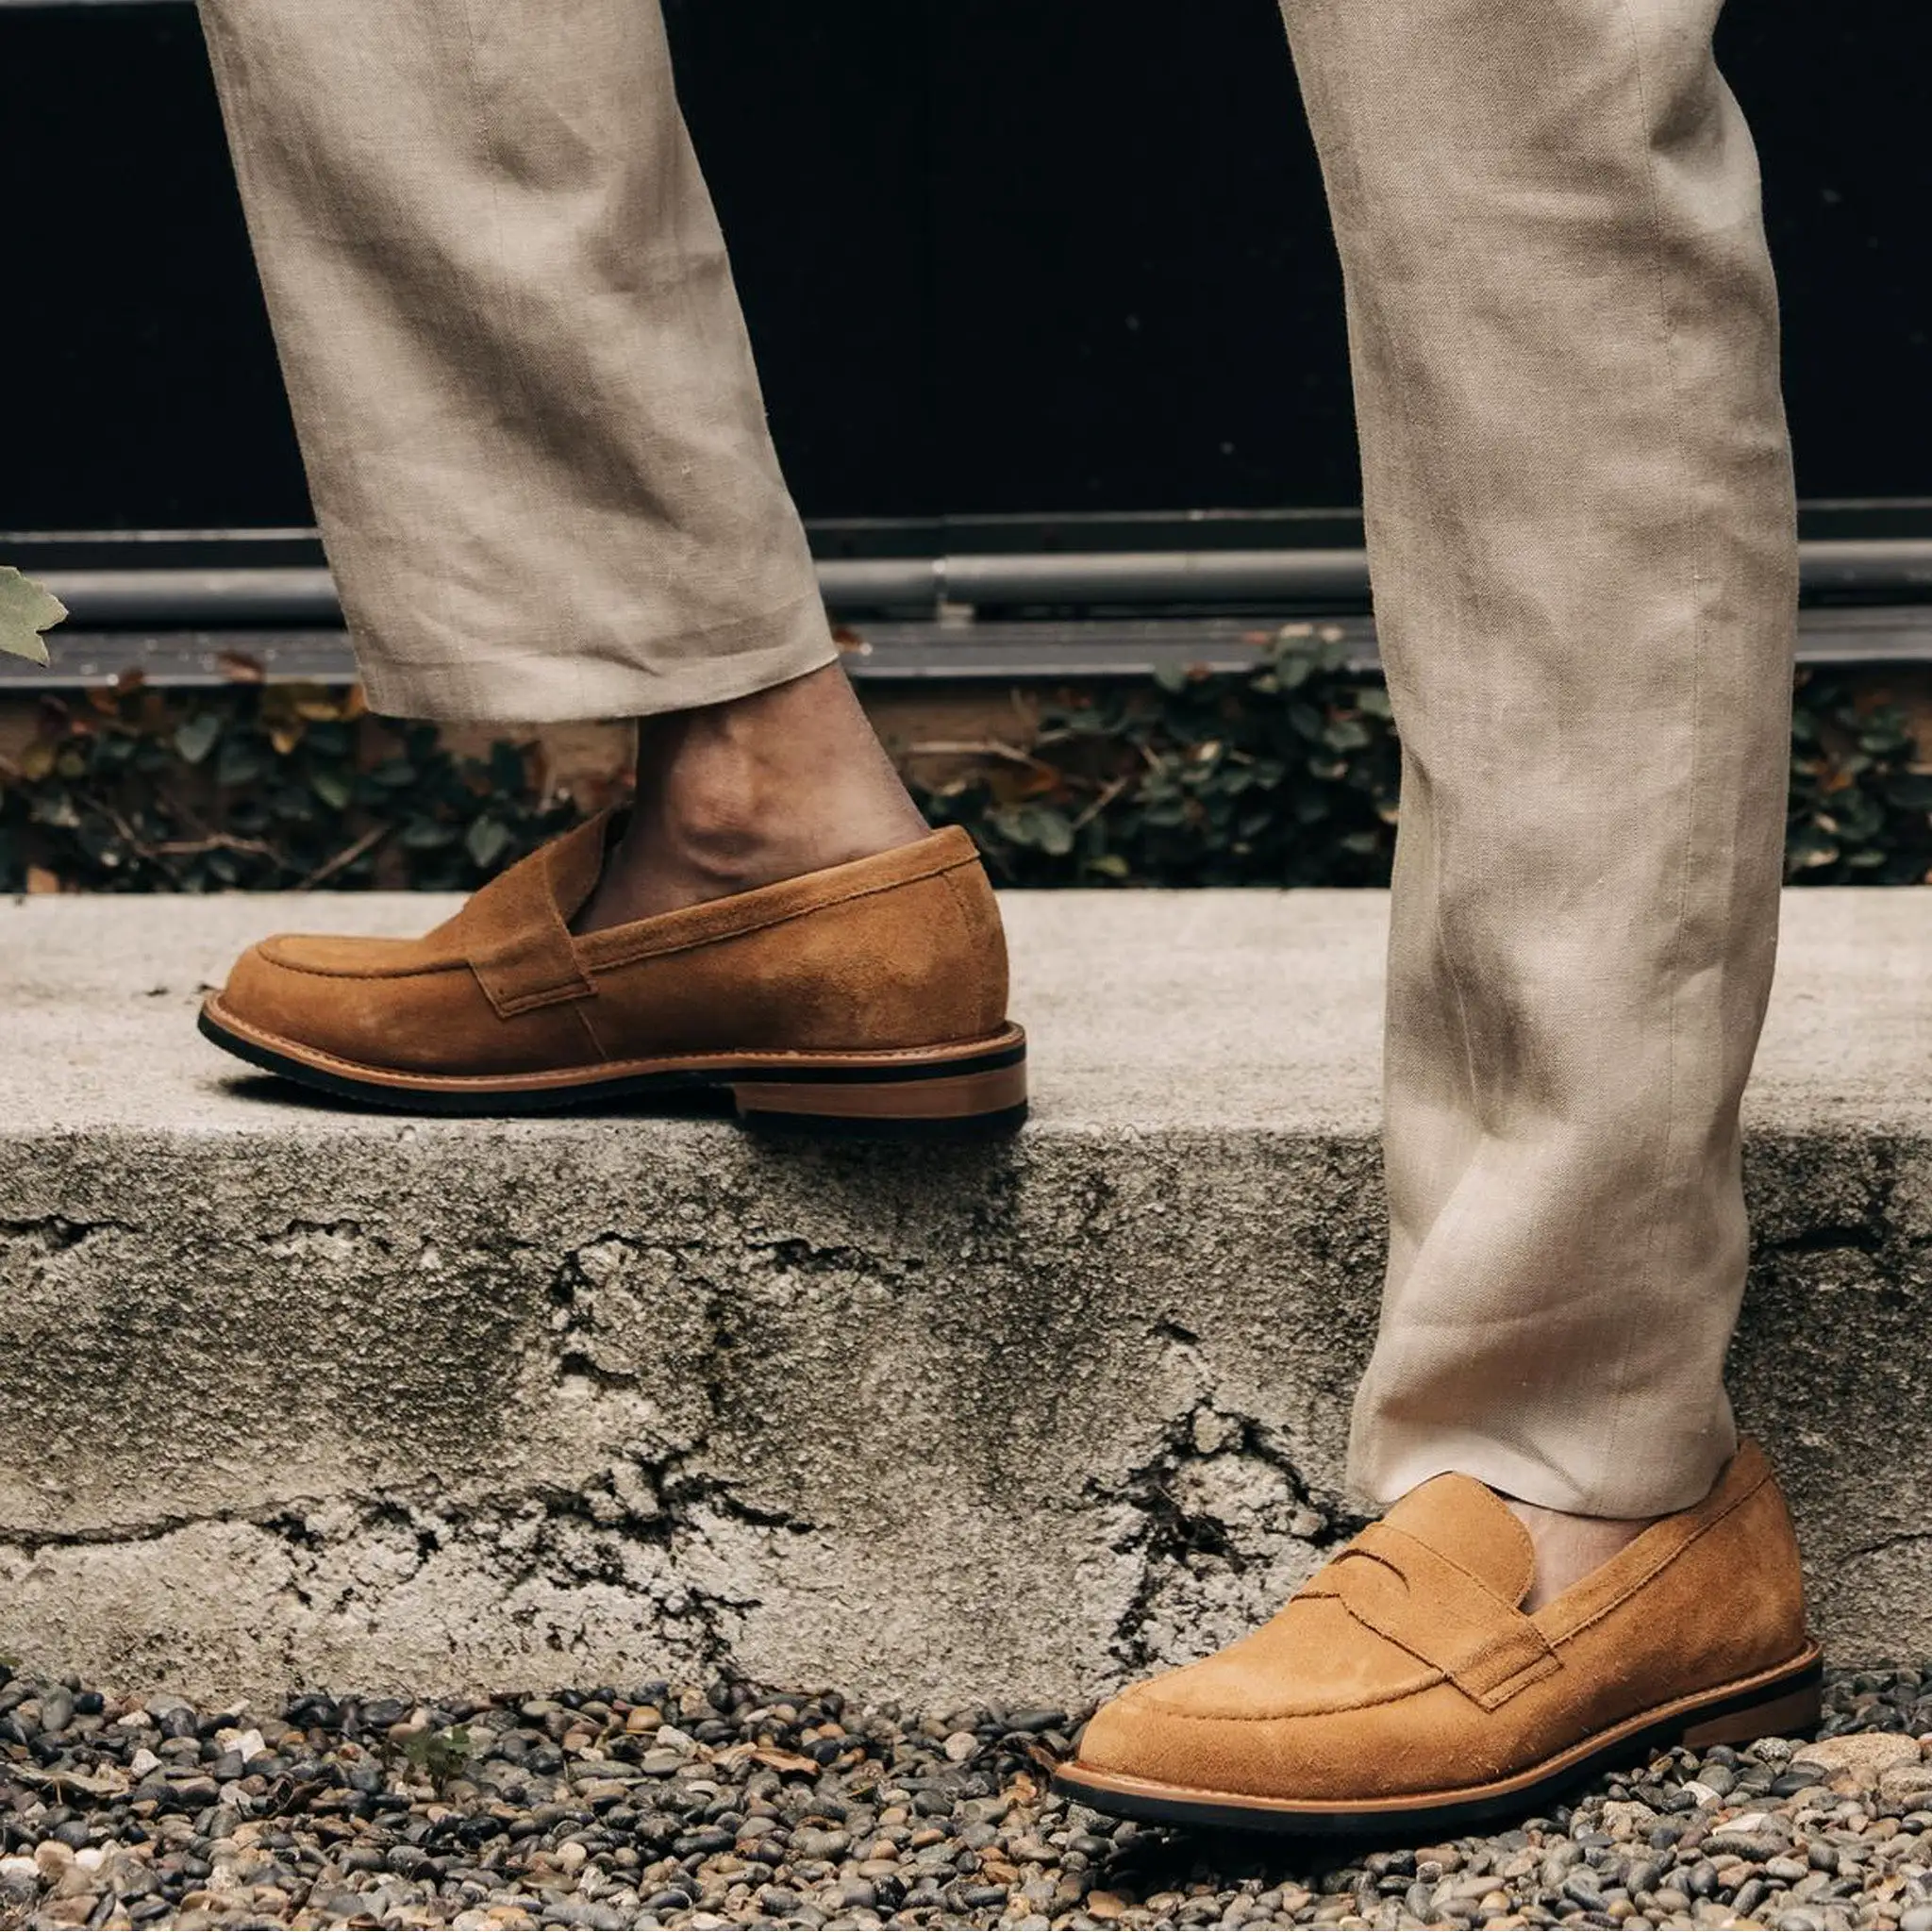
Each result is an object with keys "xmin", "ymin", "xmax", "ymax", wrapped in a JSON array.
[
  {"xmin": 1079, "ymin": 1591, "xmax": 1500, "ymax": 1802},
  {"xmin": 224, "ymin": 933, "xmax": 596, "ymax": 1076},
  {"xmin": 1080, "ymin": 1673, "xmax": 1523, "ymax": 1804},
  {"xmin": 1128, "ymin": 1595, "xmax": 1438, "ymax": 1721}
]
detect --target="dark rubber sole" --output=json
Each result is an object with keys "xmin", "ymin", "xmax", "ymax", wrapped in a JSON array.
[
  {"xmin": 197, "ymin": 1003, "xmax": 1028, "ymax": 1138},
  {"xmin": 1053, "ymin": 1654, "xmax": 1824, "ymax": 1840}
]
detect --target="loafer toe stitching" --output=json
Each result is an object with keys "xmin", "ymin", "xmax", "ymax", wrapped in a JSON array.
[
  {"xmin": 1130, "ymin": 1660, "xmax": 1447, "ymax": 1724},
  {"xmin": 254, "ymin": 935, "xmax": 458, "ymax": 981}
]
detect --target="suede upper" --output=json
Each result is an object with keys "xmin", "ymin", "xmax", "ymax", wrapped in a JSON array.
[
  {"xmin": 215, "ymin": 815, "xmax": 1011, "ymax": 1076},
  {"xmin": 1074, "ymin": 1441, "xmax": 1812, "ymax": 1804}
]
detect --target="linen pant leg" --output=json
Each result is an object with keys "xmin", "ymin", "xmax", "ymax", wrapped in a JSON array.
[
  {"xmin": 195, "ymin": 0, "xmax": 835, "ymax": 723},
  {"xmin": 1275, "ymin": 0, "xmax": 1799, "ymax": 1515}
]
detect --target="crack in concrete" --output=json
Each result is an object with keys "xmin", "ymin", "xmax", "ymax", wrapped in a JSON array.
[
  {"xmin": 530, "ymin": 1235, "xmax": 825, "ymax": 1638},
  {"xmin": 745, "ymin": 1234, "xmax": 921, "ymax": 1277},
  {"xmin": 1754, "ymin": 1137, "xmax": 1904, "ymax": 1257},
  {"xmin": 250, "ymin": 1216, "xmax": 394, "ymax": 1257},
  {"xmin": 1838, "ymin": 1529, "xmax": 1932, "ymax": 1565},
  {"xmin": 1091, "ymin": 1395, "xmax": 1363, "ymax": 1675},
  {"xmin": 1, "ymin": 1451, "xmax": 810, "ymax": 1575},
  {"xmin": 1766, "ymin": 1223, "xmax": 1889, "ymax": 1257},
  {"xmin": 0, "ymin": 1215, "xmax": 132, "ymax": 1253},
  {"xmin": 0, "ymin": 1464, "xmax": 798, "ymax": 1677}
]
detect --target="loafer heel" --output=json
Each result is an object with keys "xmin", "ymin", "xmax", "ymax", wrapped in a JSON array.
[
  {"xmin": 731, "ymin": 1034, "xmax": 1028, "ymax": 1136},
  {"xmin": 1677, "ymin": 1663, "xmax": 1824, "ymax": 1750}
]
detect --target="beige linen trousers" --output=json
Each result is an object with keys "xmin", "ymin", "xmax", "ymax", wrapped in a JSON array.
[{"xmin": 198, "ymin": 0, "xmax": 1797, "ymax": 1521}]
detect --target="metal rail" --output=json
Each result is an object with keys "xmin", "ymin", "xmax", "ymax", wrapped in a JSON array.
[
  {"xmin": 26, "ymin": 541, "xmax": 1932, "ymax": 629},
  {"xmin": 10, "ymin": 606, "xmax": 1932, "ymax": 691}
]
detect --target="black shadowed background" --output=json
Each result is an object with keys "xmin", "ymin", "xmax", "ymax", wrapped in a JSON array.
[{"xmin": 2, "ymin": 0, "xmax": 1927, "ymax": 537}]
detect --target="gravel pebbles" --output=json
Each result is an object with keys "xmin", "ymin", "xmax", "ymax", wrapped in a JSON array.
[{"xmin": 4, "ymin": 1663, "xmax": 1932, "ymax": 1929}]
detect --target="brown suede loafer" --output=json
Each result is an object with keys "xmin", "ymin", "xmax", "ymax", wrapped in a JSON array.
[
  {"xmin": 1057, "ymin": 1440, "xmax": 1820, "ymax": 1837},
  {"xmin": 198, "ymin": 815, "xmax": 1026, "ymax": 1130}
]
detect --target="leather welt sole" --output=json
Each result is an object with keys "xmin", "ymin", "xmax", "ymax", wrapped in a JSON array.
[
  {"xmin": 1053, "ymin": 1650, "xmax": 1823, "ymax": 1839},
  {"xmin": 199, "ymin": 997, "xmax": 1028, "ymax": 1136}
]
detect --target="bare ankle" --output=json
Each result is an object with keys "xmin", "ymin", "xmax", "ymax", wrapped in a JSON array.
[{"xmin": 575, "ymin": 665, "xmax": 930, "ymax": 931}]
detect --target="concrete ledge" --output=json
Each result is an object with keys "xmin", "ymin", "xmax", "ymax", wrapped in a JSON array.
[{"xmin": 3, "ymin": 888, "xmax": 1931, "ymax": 1704}]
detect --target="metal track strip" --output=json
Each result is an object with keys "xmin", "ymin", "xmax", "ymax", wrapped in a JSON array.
[{"xmin": 8, "ymin": 607, "xmax": 1932, "ymax": 693}]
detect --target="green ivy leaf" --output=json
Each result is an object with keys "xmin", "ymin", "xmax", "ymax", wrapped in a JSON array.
[
  {"xmin": 0, "ymin": 567, "xmax": 67, "ymax": 666},
  {"xmin": 311, "ymin": 768, "xmax": 354, "ymax": 810},
  {"xmin": 465, "ymin": 816, "xmax": 512, "ymax": 871},
  {"xmin": 175, "ymin": 712, "xmax": 223, "ymax": 765},
  {"xmin": 215, "ymin": 742, "xmax": 264, "ymax": 789}
]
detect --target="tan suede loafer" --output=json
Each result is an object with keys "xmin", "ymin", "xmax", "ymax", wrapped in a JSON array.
[
  {"xmin": 198, "ymin": 814, "xmax": 1026, "ymax": 1131},
  {"xmin": 1057, "ymin": 1440, "xmax": 1820, "ymax": 1837}
]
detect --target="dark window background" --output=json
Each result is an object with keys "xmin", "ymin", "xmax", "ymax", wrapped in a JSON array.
[{"xmin": 2, "ymin": 0, "xmax": 1926, "ymax": 533}]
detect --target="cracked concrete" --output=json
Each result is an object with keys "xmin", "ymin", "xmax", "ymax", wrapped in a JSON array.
[{"xmin": 3, "ymin": 888, "xmax": 1932, "ymax": 1703}]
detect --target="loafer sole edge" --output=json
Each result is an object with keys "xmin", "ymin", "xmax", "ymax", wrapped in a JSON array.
[{"xmin": 199, "ymin": 996, "xmax": 1028, "ymax": 1136}]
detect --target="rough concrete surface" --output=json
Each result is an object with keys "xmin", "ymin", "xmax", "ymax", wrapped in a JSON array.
[{"xmin": 1, "ymin": 888, "xmax": 1929, "ymax": 1706}]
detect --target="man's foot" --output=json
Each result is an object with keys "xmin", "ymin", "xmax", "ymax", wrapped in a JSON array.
[
  {"xmin": 576, "ymin": 662, "xmax": 931, "ymax": 931},
  {"xmin": 197, "ymin": 806, "xmax": 1024, "ymax": 1131},
  {"xmin": 1056, "ymin": 1441, "xmax": 1820, "ymax": 1837}
]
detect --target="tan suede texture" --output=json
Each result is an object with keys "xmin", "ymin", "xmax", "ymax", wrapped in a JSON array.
[
  {"xmin": 216, "ymin": 821, "xmax": 1010, "ymax": 1076},
  {"xmin": 1074, "ymin": 1441, "xmax": 1809, "ymax": 1803}
]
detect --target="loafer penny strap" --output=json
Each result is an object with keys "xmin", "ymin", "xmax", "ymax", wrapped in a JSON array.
[
  {"xmin": 456, "ymin": 840, "xmax": 597, "ymax": 1018},
  {"xmin": 1305, "ymin": 1522, "xmax": 1561, "ymax": 1710}
]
